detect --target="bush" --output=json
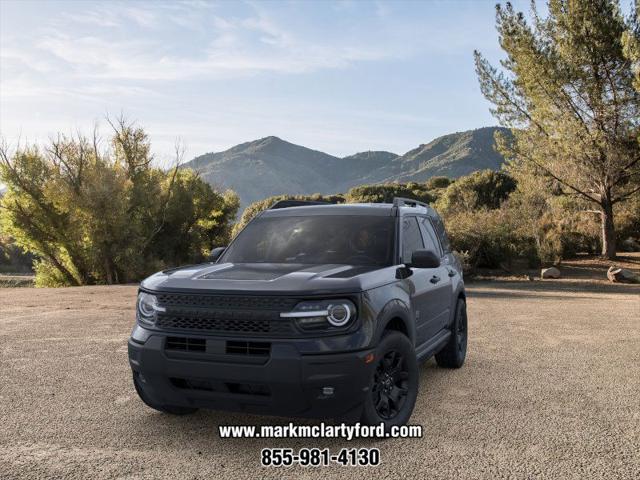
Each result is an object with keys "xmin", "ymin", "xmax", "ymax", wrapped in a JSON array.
[
  {"xmin": 436, "ymin": 170, "xmax": 516, "ymax": 215},
  {"xmin": 0, "ymin": 121, "xmax": 238, "ymax": 286},
  {"xmin": 425, "ymin": 176, "xmax": 452, "ymax": 190},
  {"xmin": 444, "ymin": 206, "xmax": 539, "ymax": 271},
  {"xmin": 345, "ymin": 182, "xmax": 436, "ymax": 204}
]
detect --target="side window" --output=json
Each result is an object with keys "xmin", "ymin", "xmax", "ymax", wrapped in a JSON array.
[
  {"xmin": 402, "ymin": 217, "xmax": 424, "ymax": 264},
  {"xmin": 418, "ymin": 217, "xmax": 441, "ymax": 256},
  {"xmin": 431, "ymin": 214, "xmax": 451, "ymax": 253}
]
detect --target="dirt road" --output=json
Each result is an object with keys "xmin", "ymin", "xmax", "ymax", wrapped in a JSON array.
[{"xmin": 1, "ymin": 281, "xmax": 638, "ymax": 479}]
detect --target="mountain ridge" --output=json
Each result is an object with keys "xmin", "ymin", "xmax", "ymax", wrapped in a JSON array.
[{"xmin": 183, "ymin": 126, "xmax": 510, "ymax": 207}]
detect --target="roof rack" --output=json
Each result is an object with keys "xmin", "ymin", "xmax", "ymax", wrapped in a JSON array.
[
  {"xmin": 269, "ymin": 199, "xmax": 335, "ymax": 210},
  {"xmin": 392, "ymin": 197, "xmax": 429, "ymax": 209}
]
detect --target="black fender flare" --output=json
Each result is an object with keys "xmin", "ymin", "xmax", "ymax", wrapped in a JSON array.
[
  {"xmin": 447, "ymin": 286, "xmax": 466, "ymax": 328},
  {"xmin": 373, "ymin": 298, "xmax": 415, "ymax": 346}
]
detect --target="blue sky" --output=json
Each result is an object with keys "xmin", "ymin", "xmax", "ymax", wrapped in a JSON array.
[{"xmin": 0, "ymin": 0, "xmax": 533, "ymax": 163}]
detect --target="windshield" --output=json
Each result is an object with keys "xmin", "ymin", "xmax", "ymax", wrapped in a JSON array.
[{"xmin": 221, "ymin": 215, "xmax": 395, "ymax": 266}]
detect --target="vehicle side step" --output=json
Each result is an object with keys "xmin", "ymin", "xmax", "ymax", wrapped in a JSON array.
[{"xmin": 416, "ymin": 329, "xmax": 451, "ymax": 362}]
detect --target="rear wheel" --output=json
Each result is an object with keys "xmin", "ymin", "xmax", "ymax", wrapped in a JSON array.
[
  {"xmin": 133, "ymin": 373, "xmax": 198, "ymax": 415},
  {"xmin": 435, "ymin": 298, "xmax": 467, "ymax": 368},
  {"xmin": 360, "ymin": 331, "xmax": 418, "ymax": 427}
]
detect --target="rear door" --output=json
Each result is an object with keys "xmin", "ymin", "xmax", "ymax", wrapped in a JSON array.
[
  {"xmin": 400, "ymin": 216, "xmax": 441, "ymax": 346},
  {"xmin": 418, "ymin": 216, "xmax": 452, "ymax": 332}
]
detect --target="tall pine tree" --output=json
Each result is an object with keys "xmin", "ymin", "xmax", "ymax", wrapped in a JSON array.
[{"xmin": 475, "ymin": 0, "xmax": 640, "ymax": 259}]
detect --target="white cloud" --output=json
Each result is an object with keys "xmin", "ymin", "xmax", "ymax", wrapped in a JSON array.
[{"xmin": 8, "ymin": 7, "xmax": 396, "ymax": 84}]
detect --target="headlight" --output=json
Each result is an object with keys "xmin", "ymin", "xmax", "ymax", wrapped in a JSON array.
[
  {"xmin": 327, "ymin": 303, "xmax": 351, "ymax": 326},
  {"xmin": 136, "ymin": 292, "xmax": 164, "ymax": 327},
  {"xmin": 280, "ymin": 299, "xmax": 356, "ymax": 330}
]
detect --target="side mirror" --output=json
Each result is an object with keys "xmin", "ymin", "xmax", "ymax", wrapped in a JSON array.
[
  {"xmin": 409, "ymin": 249, "xmax": 440, "ymax": 269},
  {"xmin": 208, "ymin": 246, "xmax": 226, "ymax": 263}
]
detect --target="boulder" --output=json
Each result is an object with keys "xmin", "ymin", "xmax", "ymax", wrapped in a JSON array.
[
  {"xmin": 607, "ymin": 266, "xmax": 639, "ymax": 284},
  {"xmin": 541, "ymin": 267, "xmax": 561, "ymax": 279}
]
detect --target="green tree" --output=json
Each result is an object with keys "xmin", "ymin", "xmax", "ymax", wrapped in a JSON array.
[
  {"xmin": 475, "ymin": 0, "xmax": 640, "ymax": 259},
  {"xmin": 0, "ymin": 120, "xmax": 238, "ymax": 286}
]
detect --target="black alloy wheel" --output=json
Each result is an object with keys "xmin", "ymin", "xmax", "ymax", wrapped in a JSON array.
[
  {"xmin": 372, "ymin": 350, "xmax": 410, "ymax": 420},
  {"xmin": 360, "ymin": 331, "xmax": 418, "ymax": 427}
]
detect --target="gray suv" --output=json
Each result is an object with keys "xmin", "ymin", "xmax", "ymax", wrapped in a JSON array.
[{"xmin": 128, "ymin": 197, "xmax": 467, "ymax": 427}]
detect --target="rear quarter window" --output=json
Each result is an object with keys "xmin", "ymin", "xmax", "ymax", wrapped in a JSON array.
[{"xmin": 431, "ymin": 214, "xmax": 452, "ymax": 253}]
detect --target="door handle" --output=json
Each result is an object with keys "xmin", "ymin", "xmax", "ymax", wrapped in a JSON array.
[
  {"xmin": 448, "ymin": 269, "xmax": 457, "ymax": 277},
  {"xmin": 430, "ymin": 275, "xmax": 441, "ymax": 284}
]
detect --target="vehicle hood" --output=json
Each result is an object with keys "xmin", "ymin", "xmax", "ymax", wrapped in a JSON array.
[{"xmin": 140, "ymin": 262, "xmax": 398, "ymax": 295}]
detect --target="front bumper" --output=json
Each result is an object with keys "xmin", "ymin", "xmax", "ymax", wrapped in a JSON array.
[{"xmin": 128, "ymin": 329, "xmax": 375, "ymax": 420}]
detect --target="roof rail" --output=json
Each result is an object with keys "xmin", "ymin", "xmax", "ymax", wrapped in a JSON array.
[
  {"xmin": 269, "ymin": 199, "xmax": 335, "ymax": 210},
  {"xmin": 392, "ymin": 197, "xmax": 430, "ymax": 209}
]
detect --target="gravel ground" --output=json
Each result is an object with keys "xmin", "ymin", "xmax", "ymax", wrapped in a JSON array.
[{"xmin": 0, "ymin": 282, "xmax": 638, "ymax": 479}]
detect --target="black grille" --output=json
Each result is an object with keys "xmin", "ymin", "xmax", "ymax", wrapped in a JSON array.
[
  {"xmin": 165, "ymin": 336, "xmax": 206, "ymax": 352},
  {"xmin": 156, "ymin": 313, "xmax": 293, "ymax": 336},
  {"xmin": 153, "ymin": 293, "xmax": 298, "ymax": 337},
  {"xmin": 157, "ymin": 293, "xmax": 297, "ymax": 311},
  {"xmin": 226, "ymin": 341, "xmax": 271, "ymax": 356}
]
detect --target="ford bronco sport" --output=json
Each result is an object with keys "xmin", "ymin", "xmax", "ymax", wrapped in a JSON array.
[{"xmin": 129, "ymin": 198, "xmax": 467, "ymax": 427}]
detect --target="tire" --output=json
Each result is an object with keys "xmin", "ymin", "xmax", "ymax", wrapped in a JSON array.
[
  {"xmin": 435, "ymin": 297, "xmax": 467, "ymax": 368},
  {"xmin": 133, "ymin": 374, "xmax": 198, "ymax": 415},
  {"xmin": 360, "ymin": 331, "xmax": 419, "ymax": 428}
]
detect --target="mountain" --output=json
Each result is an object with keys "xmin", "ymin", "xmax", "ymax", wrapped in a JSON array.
[
  {"xmin": 363, "ymin": 126, "xmax": 510, "ymax": 184},
  {"xmin": 184, "ymin": 136, "xmax": 347, "ymax": 206},
  {"xmin": 183, "ymin": 127, "xmax": 509, "ymax": 207}
]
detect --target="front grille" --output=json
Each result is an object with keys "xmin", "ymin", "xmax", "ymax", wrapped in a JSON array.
[
  {"xmin": 156, "ymin": 313, "xmax": 293, "ymax": 336},
  {"xmin": 226, "ymin": 341, "xmax": 271, "ymax": 356},
  {"xmin": 157, "ymin": 293, "xmax": 297, "ymax": 311},
  {"xmin": 153, "ymin": 293, "xmax": 299, "ymax": 337}
]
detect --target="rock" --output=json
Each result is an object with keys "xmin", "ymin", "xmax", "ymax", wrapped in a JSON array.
[
  {"xmin": 607, "ymin": 266, "xmax": 639, "ymax": 283},
  {"xmin": 541, "ymin": 267, "xmax": 561, "ymax": 279}
]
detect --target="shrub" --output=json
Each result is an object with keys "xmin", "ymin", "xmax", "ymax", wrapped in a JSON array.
[
  {"xmin": 345, "ymin": 182, "xmax": 436, "ymax": 204},
  {"xmin": 425, "ymin": 176, "xmax": 452, "ymax": 190},
  {"xmin": 0, "ymin": 121, "xmax": 238, "ymax": 286},
  {"xmin": 444, "ymin": 207, "xmax": 538, "ymax": 271},
  {"xmin": 436, "ymin": 170, "xmax": 516, "ymax": 215}
]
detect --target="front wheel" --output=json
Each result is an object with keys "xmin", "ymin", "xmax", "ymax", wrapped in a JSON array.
[
  {"xmin": 435, "ymin": 297, "xmax": 467, "ymax": 368},
  {"xmin": 360, "ymin": 331, "xmax": 419, "ymax": 428}
]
